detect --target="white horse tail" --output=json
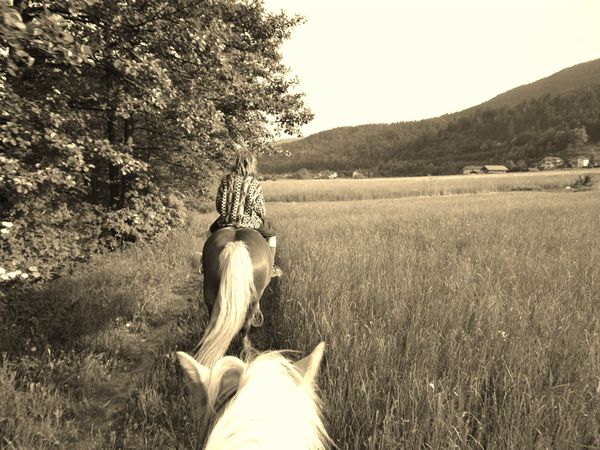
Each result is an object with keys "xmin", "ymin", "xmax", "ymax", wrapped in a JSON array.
[{"xmin": 195, "ymin": 241, "xmax": 256, "ymax": 367}]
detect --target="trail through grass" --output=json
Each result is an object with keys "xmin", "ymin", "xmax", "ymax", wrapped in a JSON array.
[{"xmin": 0, "ymin": 215, "xmax": 210, "ymax": 448}]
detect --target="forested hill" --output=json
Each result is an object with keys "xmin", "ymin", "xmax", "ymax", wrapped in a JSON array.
[
  {"xmin": 474, "ymin": 58, "xmax": 600, "ymax": 110},
  {"xmin": 261, "ymin": 58, "xmax": 600, "ymax": 176}
]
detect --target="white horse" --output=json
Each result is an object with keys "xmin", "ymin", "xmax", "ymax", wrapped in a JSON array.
[{"xmin": 176, "ymin": 342, "xmax": 331, "ymax": 449}]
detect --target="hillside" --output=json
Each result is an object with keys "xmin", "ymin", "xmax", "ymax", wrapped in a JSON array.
[
  {"xmin": 261, "ymin": 58, "xmax": 600, "ymax": 176},
  {"xmin": 474, "ymin": 58, "xmax": 600, "ymax": 110},
  {"xmin": 264, "ymin": 119, "xmax": 449, "ymax": 173}
]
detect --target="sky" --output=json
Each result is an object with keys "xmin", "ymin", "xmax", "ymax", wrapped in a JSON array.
[{"xmin": 262, "ymin": 0, "xmax": 600, "ymax": 137}]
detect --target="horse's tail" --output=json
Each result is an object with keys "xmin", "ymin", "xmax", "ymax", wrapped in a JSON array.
[{"xmin": 195, "ymin": 241, "xmax": 256, "ymax": 367}]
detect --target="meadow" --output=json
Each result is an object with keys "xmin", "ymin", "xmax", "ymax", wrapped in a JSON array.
[
  {"xmin": 262, "ymin": 168, "xmax": 600, "ymax": 202},
  {"xmin": 1, "ymin": 172, "xmax": 599, "ymax": 449}
]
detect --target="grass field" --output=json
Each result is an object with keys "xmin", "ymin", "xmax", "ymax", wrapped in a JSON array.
[
  {"xmin": 269, "ymin": 190, "xmax": 600, "ymax": 448},
  {"xmin": 1, "ymin": 172, "xmax": 599, "ymax": 448},
  {"xmin": 262, "ymin": 168, "xmax": 600, "ymax": 202}
]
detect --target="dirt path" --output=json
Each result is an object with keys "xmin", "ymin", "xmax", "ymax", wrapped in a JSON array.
[
  {"xmin": 73, "ymin": 285, "xmax": 195, "ymax": 449},
  {"xmin": 70, "ymin": 274, "xmax": 283, "ymax": 449}
]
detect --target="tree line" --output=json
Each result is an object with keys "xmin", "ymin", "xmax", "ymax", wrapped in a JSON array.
[
  {"xmin": 264, "ymin": 86, "xmax": 600, "ymax": 176},
  {"xmin": 0, "ymin": 0, "xmax": 310, "ymax": 291}
]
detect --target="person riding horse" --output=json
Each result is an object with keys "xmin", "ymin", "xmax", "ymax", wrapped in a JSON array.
[
  {"xmin": 192, "ymin": 147, "xmax": 280, "ymax": 365},
  {"xmin": 208, "ymin": 147, "xmax": 282, "ymax": 278}
]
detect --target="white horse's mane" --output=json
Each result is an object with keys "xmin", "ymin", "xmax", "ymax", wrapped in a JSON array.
[{"xmin": 204, "ymin": 351, "xmax": 330, "ymax": 450}]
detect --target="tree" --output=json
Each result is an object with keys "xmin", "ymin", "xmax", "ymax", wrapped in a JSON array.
[
  {"xmin": 515, "ymin": 159, "xmax": 528, "ymax": 171},
  {"xmin": 570, "ymin": 125, "xmax": 589, "ymax": 149},
  {"xmin": 504, "ymin": 160, "xmax": 517, "ymax": 172},
  {"xmin": 1, "ymin": 0, "xmax": 312, "ymax": 287}
]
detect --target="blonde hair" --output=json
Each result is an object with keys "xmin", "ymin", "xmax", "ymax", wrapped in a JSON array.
[{"xmin": 232, "ymin": 147, "xmax": 257, "ymax": 176}]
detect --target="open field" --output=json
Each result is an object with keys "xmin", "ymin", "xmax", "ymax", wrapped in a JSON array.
[
  {"xmin": 262, "ymin": 168, "xmax": 600, "ymax": 202},
  {"xmin": 269, "ymin": 190, "xmax": 600, "ymax": 448},
  {"xmin": 2, "ymin": 182, "xmax": 600, "ymax": 448}
]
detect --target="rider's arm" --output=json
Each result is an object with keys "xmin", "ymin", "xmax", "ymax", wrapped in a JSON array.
[
  {"xmin": 215, "ymin": 176, "xmax": 227, "ymax": 214},
  {"xmin": 252, "ymin": 182, "xmax": 267, "ymax": 220}
]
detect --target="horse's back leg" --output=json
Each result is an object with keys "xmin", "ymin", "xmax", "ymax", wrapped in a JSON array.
[
  {"xmin": 250, "ymin": 285, "xmax": 267, "ymax": 327},
  {"xmin": 203, "ymin": 282, "xmax": 218, "ymax": 316},
  {"xmin": 250, "ymin": 303, "xmax": 264, "ymax": 327}
]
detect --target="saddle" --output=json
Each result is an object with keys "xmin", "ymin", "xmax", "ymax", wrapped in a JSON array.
[
  {"xmin": 194, "ymin": 253, "xmax": 282, "ymax": 278},
  {"xmin": 194, "ymin": 227, "xmax": 282, "ymax": 278}
]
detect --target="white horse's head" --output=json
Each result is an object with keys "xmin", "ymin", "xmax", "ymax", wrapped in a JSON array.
[{"xmin": 176, "ymin": 342, "xmax": 330, "ymax": 449}]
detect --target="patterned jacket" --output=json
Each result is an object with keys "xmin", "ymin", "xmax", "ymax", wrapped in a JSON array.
[{"xmin": 214, "ymin": 174, "xmax": 266, "ymax": 229}]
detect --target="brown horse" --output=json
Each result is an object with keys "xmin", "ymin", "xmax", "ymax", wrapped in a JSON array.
[{"xmin": 194, "ymin": 227, "xmax": 272, "ymax": 367}]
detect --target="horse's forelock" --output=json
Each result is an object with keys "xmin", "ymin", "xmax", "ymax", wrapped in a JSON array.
[
  {"xmin": 205, "ymin": 356, "xmax": 246, "ymax": 413},
  {"xmin": 204, "ymin": 351, "xmax": 330, "ymax": 450}
]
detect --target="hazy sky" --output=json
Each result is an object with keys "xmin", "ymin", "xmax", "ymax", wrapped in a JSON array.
[{"xmin": 262, "ymin": 0, "xmax": 600, "ymax": 137}]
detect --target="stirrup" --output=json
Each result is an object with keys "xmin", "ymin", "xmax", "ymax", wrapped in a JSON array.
[{"xmin": 251, "ymin": 309, "xmax": 264, "ymax": 327}]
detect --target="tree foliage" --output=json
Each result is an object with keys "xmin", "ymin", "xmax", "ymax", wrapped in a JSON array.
[{"xmin": 0, "ymin": 0, "xmax": 312, "ymax": 290}]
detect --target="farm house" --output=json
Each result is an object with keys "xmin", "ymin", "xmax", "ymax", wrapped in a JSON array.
[
  {"xmin": 538, "ymin": 156, "xmax": 565, "ymax": 169},
  {"xmin": 461, "ymin": 165, "xmax": 484, "ymax": 175},
  {"xmin": 569, "ymin": 156, "xmax": 590, "ymax": 168},
  {"xmin": 482, "ymin": 165, "xmax": 509, "ymax": 174}
]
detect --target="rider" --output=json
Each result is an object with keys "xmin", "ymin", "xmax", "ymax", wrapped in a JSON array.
[{"xmin": 208, "ymin": 146, "xmax": 282, "ymax": 278}]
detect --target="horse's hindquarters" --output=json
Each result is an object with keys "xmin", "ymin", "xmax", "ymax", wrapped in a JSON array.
[{"xmin": 195, "ymin": 228, "xmax": 272, "ymax": 365}]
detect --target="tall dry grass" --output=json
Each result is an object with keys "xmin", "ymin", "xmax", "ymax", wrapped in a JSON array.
[
  {"xmin": 262, "ymin": 168, "xmax": 600, "ymax": 202},
  {"xmin": 0, "ymin": 212, "xmax": 211, "ymax": 449},
  {"xmin": 2, "ymin": 186, "xmax": 599, "ymax": 448},
  {"xmin": 266, "ymin": 190, "xmax": 600, "ymax": 448}
]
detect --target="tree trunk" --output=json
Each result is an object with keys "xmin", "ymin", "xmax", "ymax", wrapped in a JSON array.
[
  {"xmin": 120, "ymin": 118, "xmax": 134, "ymax": 209},
  {"xmin": 106, "ymin": 70, "xmax": 122, "ymax": 209}
]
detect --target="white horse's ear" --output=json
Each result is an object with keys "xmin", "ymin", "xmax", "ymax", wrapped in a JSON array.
[
  {"xmin": 216, "ymin": 358, "xmax": 245, "ymax": 403},
  {"xmin": 177, "ymin": 351, "xmax": 211, "ymax": 410},
  {"xmin": 177, "ymin": 351, "xmax": 210, "ymax": 386},
  {"xmin": 294, "ymin": 342, "xmax": 325, "ymax": 383}
]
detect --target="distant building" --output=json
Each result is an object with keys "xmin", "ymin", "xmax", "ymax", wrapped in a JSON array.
[
  {"xmin": 570, "ymin": 156, "xmax": 590, "ymax": 168},
  {"xmin": 482, "ymin": 165, "xmax": 509, "ymax": 174},
  {"xmin": 461, "ymin": 165, "xmax": 484, "ymax": 175},
  {"xmin": 538, "ymin": 156, "xmax": 564, "ymax": 170}
]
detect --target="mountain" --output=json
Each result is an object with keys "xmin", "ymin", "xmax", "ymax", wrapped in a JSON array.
[
  {"xmin": 261, "ymin": 58, "xmax": 600, "ymax": 176},
  {"xmin": 473, "ymin": 58, "xmax": 600, "ymax": 111}
]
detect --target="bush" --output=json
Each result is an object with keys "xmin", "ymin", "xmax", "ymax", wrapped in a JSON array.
[
  {"xmin": 569, "ymin": 174, "xmax": 594, "ymax": 190},
  {"xmin": 1, "ymin": 180, "xmax": 183, "ymax": 299},
  {"xmin": 290, "ymin": 168, "xmax": 312, "ymax": 180}
]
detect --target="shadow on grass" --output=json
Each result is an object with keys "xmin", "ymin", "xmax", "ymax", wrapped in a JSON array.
[{"xmin": 1, "ymin": 272, "xmax": 142, "ymax": 358}]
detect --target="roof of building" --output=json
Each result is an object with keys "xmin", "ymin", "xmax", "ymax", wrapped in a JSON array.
[
  {"xmin": 462, "ymin": 165, "xmax": 483, "ymax": 171},
  {"xmin": 540, "ymin": 156, "xmax": 564, "ymax": 162},
  {"xmin": 483, "ymin": 165, "xmax": 509, "ymax": 171}
]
